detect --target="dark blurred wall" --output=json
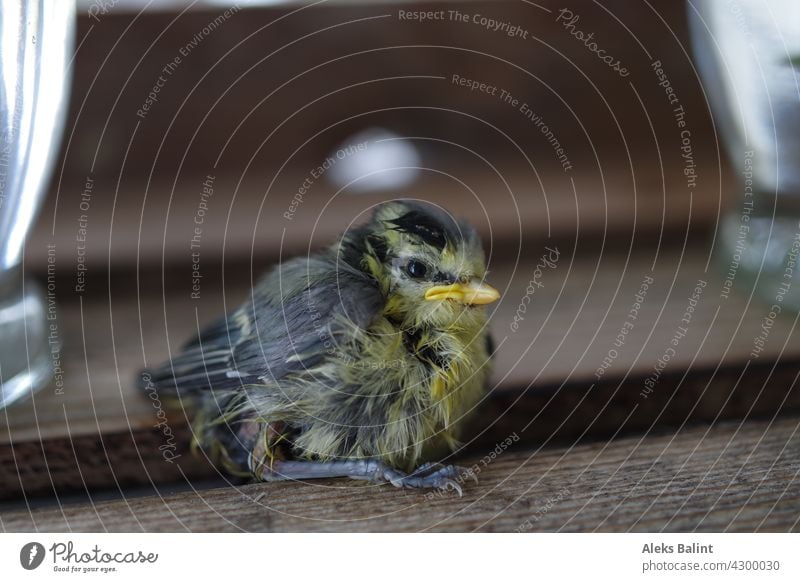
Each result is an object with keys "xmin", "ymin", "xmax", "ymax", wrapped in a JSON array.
[{"xmin": 29, "ymin": 0, "xmax": 723, "ymax": 279}]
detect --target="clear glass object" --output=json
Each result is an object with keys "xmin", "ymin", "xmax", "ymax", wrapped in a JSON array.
[
  {"xmin": 689, "ymin": 0, "xmax": 800, "ymax": 311},
  {"xmin": 0, "ymin": 2, "xmax": 75, "ymax": 409}
]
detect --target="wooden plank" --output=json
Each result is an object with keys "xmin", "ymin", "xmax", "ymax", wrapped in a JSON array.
[
  {"xmin": 26, "ymin": 158, "xmax": 724, "ymax": 273},
  {"xmin": 3, "ymin": 354, "xmax": 799, "ymax": 502},
  {"xmin": 3, "ymin": 416, "xmax": 798, "ymax": 532},
  {"xmin": 6, "ymin": 246, "xmax": 799, "ymax": 443},
  {"xmin": 2, "ymin": 245, "xmax": 799, "ymax": 499}
]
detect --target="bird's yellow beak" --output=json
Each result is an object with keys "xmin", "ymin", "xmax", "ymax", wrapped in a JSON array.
[{"xmin": 424, "ymin": 280, "xmax": 500, "ymax": 305}]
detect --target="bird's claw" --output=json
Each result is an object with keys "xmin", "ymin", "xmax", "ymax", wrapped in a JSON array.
[{"xmin": 371, "ymin": 462, "xmax": 474, "ymax": 496}]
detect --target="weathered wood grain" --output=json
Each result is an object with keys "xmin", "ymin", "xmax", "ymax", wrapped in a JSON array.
[
  {"xmin": 2, "ymin": 246, "xmax": 799, "ymax": 499},
  {"xmin": 3, "ymin": 416, "xmax": 798, "ymax": 532}
]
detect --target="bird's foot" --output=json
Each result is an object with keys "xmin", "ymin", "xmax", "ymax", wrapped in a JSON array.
[
  {"xmin": 372, "ymin": 461, "xmax": 476, "ymax": 496},
  {"xmin": 258, "ymin": 459, "xmax": 475, "ymax": 495}
]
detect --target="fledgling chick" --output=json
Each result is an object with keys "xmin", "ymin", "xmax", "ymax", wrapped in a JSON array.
[{"xmin": 142, "ymin": 200, "xmax": 499, "ymax": 493}]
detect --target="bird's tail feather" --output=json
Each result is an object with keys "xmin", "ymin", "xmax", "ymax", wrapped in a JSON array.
[
  {"xmin": 138, "ymin": 341, "xmax": 257, "ymax": 407},
  {"xmin": 137, "ymin": 313, "xmax": 249, "ymax": 396}
]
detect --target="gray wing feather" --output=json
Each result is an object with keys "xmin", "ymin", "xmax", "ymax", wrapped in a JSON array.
[{"xmin": 144, "ymin": 252, "xmax": 383, "ymax": 393}]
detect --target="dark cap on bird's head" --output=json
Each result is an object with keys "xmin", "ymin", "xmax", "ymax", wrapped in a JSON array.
[
  {"xmin": 372, "ymin": 200, "xmax": 472, "ymax": 251},
  {"xmin": 341, "ymin": 200, "xmax": 499, "ymax": 328}
]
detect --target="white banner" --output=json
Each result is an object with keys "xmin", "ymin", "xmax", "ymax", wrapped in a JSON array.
[{"xmin": 1, "ymin": 533, "xmax": 797, "ymax": 581}]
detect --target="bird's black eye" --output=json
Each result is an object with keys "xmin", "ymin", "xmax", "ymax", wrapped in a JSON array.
[{"xmin": 406, "ymin": 260, "xmax": 428, "ymax": 279}]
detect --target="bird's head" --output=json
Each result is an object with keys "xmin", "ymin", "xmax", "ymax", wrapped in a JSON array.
[{"xmin": 346, "ymin": 200, "xmax": 499, "ymax": 329}]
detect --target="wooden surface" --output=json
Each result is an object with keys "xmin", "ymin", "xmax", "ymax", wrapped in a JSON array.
[
  {"xmin": 27, "ymin": 160, "xmax": 723, "ymax": 272},
  {"xmin": 3, "ymin": 416, "xmax": 798, "ymax": 532},
  {"xmin": 3, "ymin": 245, "xmax": 800, "ymax": 499}
]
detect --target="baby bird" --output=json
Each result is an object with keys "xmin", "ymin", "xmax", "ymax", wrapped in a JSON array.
[{"xmin": 142, "ymin": 200, "xmax": 499, "ymax": 493}]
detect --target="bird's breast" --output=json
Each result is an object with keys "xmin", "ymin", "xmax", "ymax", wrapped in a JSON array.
[{"xmin": 402, "ymin": 326, "xmax": 489, "ymax": 425}]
